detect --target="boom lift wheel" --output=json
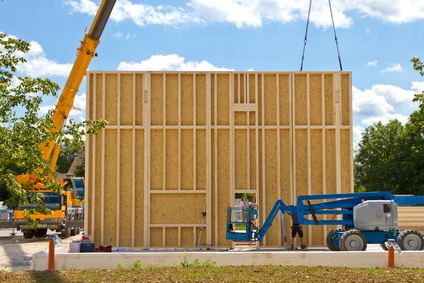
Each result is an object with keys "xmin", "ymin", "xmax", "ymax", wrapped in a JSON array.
[
  {"xmin": 397, "ymin": 230, "xmax": 424, "ymax": 250},
  {"xmin": 339, "ymin": 230, "xmax": 367, "ymax": 251},
  {"xmin": 326, "ymin": 228, "xmax": 344, "ymax": 251},
  {"xmin": 61, "ymin": 227, "xmax": 71, "ymax": 238},
  {"xmin": 380, "ymin": 243, "xmax": 388, "ymax": 251}
]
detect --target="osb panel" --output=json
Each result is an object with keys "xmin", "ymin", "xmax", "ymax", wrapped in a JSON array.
[
  {"xmin": 181, "ymin": 74, "xmax": 194, "ymax": 126},
  {"xmin": 310, "ymin": 74, "xmax": 322, "ymax": 125},
  {"xmin": 120, "ymin": 74, "xmax": 133, "ymax": 125},
  {"xmin": 150, "ymin": 73, "xmax": 163, "ymax": 126},
  {"xmin": 134, "ymin": 130, "xmax": 144, "ymax": 247},
  {"xmin": 311, "ymin": 225, "xmax": 324, "ymax": 246},
  {"xmin": 294, "ymin": 74, "xmax": 307, "ymax": 125},
  {"xmin": 150, "ymin": 227, "xmax": 162, "ymax": 247},
  {"xmin": 295, "ymin": 129, "xmax": 308, "ymax": 196},
  {"xmin": 280, "ymin": 130, "xmax": 291, "ymax": 201},
  {"xmin": 93, "ymin": 132, "xmax": 102, "ymax": 243},
  {"xmin": 217, "ymin": 129, "xmax": 230, "ymax": 246},
  {"xmin": 165, "ymin": 227, "xmax": 178, "ymax": 247},
  {"xmin": 181, "ymin": 130, "xmax": 194, "ymax": 190},
  {"xmin": 95, "ymin": 73, "xmax": 103, "ymax": 120},
  {"xmin": 196, "ymin": 74, "xmax": 207, "ymax": 126},
  {"xmin": 325, "ymin": 129, "xmax": 337, "ymax": 194},
  {"xmin": 249, "ymin": 129, "xmax": 257, "ymax": 190},
  {"xmin": 105, "ymin": 74, "xmax": 118, "ymax": 125},
  {"xmin": 181, "ymin": 227, "xmax": 194, "ymax": 247},
  {"xmin": 249, "ymin": 74, "xmax": 256, "ymax": 104},
  {"xmin": 264, "ymin": 129, "xmax": 279, "ymax": 246},
  {"xmin": 196, "ymin": 130, "xmax": 206, "ymax": 190},
  {"xmin": 166, "ymin": 74, "xmax": 178, "ymax": 125},
  {"xmin": 340, "ymin": 129, "xmax": 352, "ymax": 193},
  {"xmin": 166, "ymin": 130, "xmax": 178, "ymax": 190},
  {"xmin": 150, "ymin": 130, "xmax": 163, "ymax": 190},
  {"xmin": 264, "ymin": 74, "xmax": 277, "ymax": 126},
  {"xmin": 104, "ymin": 130, "xmax": 117, "ymax": 245},
  {"xmin": 217, "ymin": 74, "xmax": 230, "ymax": 125},
  {"xmin": 341, "ymin": 73, "xmax": 351, "ymax": 126},
  {"xmin": 235, "ymin": 129, "xmax": 247, "ymax": 190},
  {"xmin": 310, "ymin": 130, "xmax": 323, "ymax": 194},
  {"xmin": 235, "ymin": 112, "xmax": 247, "ymax": 126},
  {"xmin": 324, "ymin": 74, "xmax": 334, "ymax": 125},
  {"xmin": 279, "ymin": 74, "xmax": 290, "ymax": 126},
  {"xmin": 119, "ymin": 130, "xmax": 132, "ymax": 246},
  {"xmin": 135, "ymin": 74, "xmax": 143, "ymax": 126},
  {"xmin": 150, "ymin": 194, "xmax": 206, "ymax": 224}
]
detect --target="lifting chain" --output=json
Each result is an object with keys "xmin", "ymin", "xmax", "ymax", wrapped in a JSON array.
[{"xmin": 300, "ymin": 0, "xmax": 343, "ymax": 71}]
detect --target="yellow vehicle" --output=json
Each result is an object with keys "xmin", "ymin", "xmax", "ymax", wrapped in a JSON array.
[{"xmin": 14, "ymin": 0, "xmax": 116, "ymax": 238}]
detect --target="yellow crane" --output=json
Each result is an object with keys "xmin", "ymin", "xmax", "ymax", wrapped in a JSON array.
[{"xmin": 14, "ymin": 0, "xmax": 116, "ymax": 239}]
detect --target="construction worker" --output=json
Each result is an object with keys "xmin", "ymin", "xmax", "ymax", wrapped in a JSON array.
[{"xmin": 289, "ymin": 211, "xmax": 307, "ymax": 251}]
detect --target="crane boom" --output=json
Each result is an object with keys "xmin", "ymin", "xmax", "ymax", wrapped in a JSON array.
[{"xmin": 35, "ymin": 0, "xmax": 116, "ymax": 181}]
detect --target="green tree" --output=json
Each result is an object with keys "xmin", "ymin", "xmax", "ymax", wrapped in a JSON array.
[
  {"xmin": 73, "ymin": 155, "xmax": 85, "ymax": 177},
  {"xmin": 354, "ymin": 120, "xmax": 404, "ymax": 193},
  {"xmin": 0, "ymin": 32, "xmax": 106, "ymax": 222},
  {"xmin": 56, "ymin": 142, "xmax": 84, "ymax": 173}
]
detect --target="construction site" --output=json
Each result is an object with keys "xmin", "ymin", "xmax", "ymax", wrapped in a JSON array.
[{"xmin": 1, "ymin": 0, "xmax": 424, "ymax": 275}]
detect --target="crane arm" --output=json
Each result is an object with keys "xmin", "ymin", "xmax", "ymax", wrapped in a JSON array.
[{"xmin": 39, "ymin": 0, "xmax": 116, "ymax": 177}]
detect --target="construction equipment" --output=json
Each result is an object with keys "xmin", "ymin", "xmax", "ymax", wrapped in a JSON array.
[
  {"xmin": 226, "ymin": 191, "xmax": 424, "ymax": 251},
  {"xmin": 14, "ymin": 0, "xmax": 117, "ymax": 238}
]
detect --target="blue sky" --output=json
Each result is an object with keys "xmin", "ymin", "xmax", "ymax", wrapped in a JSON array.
[{"xmin": 1, "ymin": 0, "xmax": 424, "ymax": 148}]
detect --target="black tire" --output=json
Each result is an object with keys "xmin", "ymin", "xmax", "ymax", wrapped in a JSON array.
[
  {"xmin": 339, "ymin": 230, "xmax": 367, "ymax": 251},
  {"xmin": 326, "ymin": 228, "xmax": 345, "ymax": 251},
  {"xmin": 75, "ymin": 227, "xmax": 81, "ymax": 235},
  {"xmin": 397, "ymin": 230, "xmax": 424, "ymax": 250},
  {"xmin": 70, "ymin": 228, "xmax": 76, "ymax": 236},
  {"xmin": 61, "ymin": 227, "xmax": 71, "ymax": 238},
  {"xmin": 33, "ymin": 229, "xmax": 47, "ymax": 238},
  {"xmin": 23, "ymin": 232, "xmax": 34, "ymax": 239},
  {"xmin": 380, "ymin": 243, "xmax": 388, "ymax": 251}
]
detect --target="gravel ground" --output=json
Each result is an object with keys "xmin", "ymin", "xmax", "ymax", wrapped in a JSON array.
[{"xmin": 0, "ymin": 229, "xmax": 82, "ymax": 271}]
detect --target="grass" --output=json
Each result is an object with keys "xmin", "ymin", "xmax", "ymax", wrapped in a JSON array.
[{"xmin": 0, "ymin": 265, "xmax": 424, "ymax": 282}]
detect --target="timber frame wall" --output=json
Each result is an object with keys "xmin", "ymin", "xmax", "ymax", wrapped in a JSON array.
[{"xmin": 85, "ymin": 71, "xmax": 353, "ymax": 248}]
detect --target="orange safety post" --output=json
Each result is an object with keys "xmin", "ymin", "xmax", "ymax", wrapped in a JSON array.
[
  {"xmin": 48, "ymin": 238, "xmax": 55, "ymax": 270},
  {"xmin": 388, "ymin": 245, "xmax": 394, "ymax": 268}
]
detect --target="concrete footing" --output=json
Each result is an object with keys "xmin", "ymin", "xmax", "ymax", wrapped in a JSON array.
[{"xmin": 32, "ymin": 247, "xmax": 424, "ymax": 271}]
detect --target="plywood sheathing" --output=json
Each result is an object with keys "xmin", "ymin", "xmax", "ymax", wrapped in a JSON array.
[{"xmin": 86, "ymin": 71, "xmax": 353, "ymax": 248}]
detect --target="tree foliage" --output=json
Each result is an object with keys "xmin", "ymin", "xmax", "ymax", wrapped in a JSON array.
[
  {"xmin": 354, "ymin": 57, "xmax": 424, "ymax": 194},
  {"xmin": 0, "ymin": 32, "xmax": 106, "ymax": 224},
  {"xmin": 56, "ymin": 142, "xmax": 84, "ymax": 173}
]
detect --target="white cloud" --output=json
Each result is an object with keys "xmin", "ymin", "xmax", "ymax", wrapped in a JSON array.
[
  {"xmin": 353, "ymin": 125, "xmax": 364, "ymax": 150},
  {"xmin": 118, "ymin": 54, "xmax": 232, "ymax": 71},
  {"xmin": 367, "ymin": 60, "xmax": 377, "ymax": 67},
  {"xmin": 111, "ymin": 32, "xmax": 123, "ymax": 38},
  {"xmin": 16, "ymin": 40, "xmax": 72, "ymax": 77},
  {"xmin": 352, "ymin": 86, "xmax": 394, "ymax": 116},
  {"xmin": 362, "ymin": 113, "xmax": 409, "ymax": 126},
  {"xmin": 382, "ymin": 63, "xmax": 405, "ymax": 73},
  {"xmin": 353, "ymin": 83, "xmax": 420, "ymax": 126},
  {"xmin": 39, "ymin": 105, "xmax": 55, "ymax": 116},
  {"xmin": 65, "ymin": 0, "xmax": 424, "ymax": 29},
  {"xmin": 65, "ymin": 0, "xmax": 97, "ymax": 15}
]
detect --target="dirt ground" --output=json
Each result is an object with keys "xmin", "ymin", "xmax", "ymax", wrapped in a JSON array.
[
  {"xmin": 0, "ymin": 229, "xmax": 81, "ymax": 271},
  {"xmin": 1, "ymin": 265, "xmax": 424, "ymax": 282}
]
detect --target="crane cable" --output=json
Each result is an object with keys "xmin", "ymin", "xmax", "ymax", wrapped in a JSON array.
[{"xmin": 300, "ymin": 0, "xmax": 343, "ymax": 71}]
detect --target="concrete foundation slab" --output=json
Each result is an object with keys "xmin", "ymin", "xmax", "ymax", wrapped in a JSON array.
[{"xmin": 33, "ymin": 247, "xmax": 424, "ymax": 271}]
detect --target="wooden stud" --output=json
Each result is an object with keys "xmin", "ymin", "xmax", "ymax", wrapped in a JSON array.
[
  {"xmin": 101, "ymin": 73, "xmax": 106, "ymax": 245},
  {"xmin": 214, "ymin": 73, "xmax": 218, "ymax": 247},
  {"xmin": 131, "ymin": 73, "xmax": 136, "ymax": 247},
  {"xmin": 261, "ymin": 73, "xmax": 266, "ymax": 246},
  {"xmin": 206, "ymin": 73, "xmax": 212, "ymax": 246},
  {"xmin": 143, "ymin": 72, "xmax": 151, "ymax": 248},
  {"xmin": 116, "ymin": 73, "xmax": 121, "ymax": 247}
]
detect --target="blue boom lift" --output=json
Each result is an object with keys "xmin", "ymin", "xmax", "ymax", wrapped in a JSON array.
[{"xmin": 226, "ymin": 191, "xmax": 424, "ymax": 251}]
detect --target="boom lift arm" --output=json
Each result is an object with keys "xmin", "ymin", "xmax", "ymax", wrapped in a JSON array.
[{"xmin": 227, "ymin": 191, "xmax": 424, "ymax": 251}]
